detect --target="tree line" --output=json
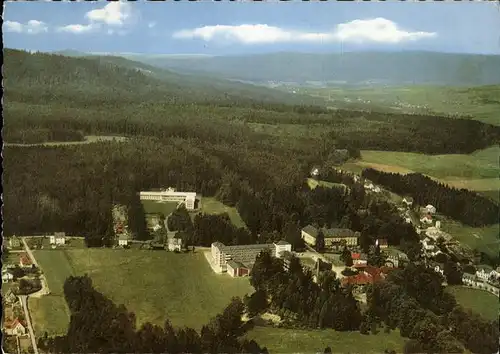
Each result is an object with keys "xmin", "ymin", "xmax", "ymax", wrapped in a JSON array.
[
  {"xmin": 39, "ymin": 275, "xmax": 267, "ymax": 354},
  {"xmin": 367, "ymin": 264, "xmax": 499, "ymax": 353},
  {"xmin": 362, "ymin": 169, "xmax": 499, "ymax": 226}
]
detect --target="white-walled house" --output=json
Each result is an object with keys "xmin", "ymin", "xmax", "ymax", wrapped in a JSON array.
[
  {"xmin": 425, "ymin": 205, "xmax": 436, "ymax": 214},
  {"xmin": 402, "ymin": 197, "xmax": 414, "ymax": 207},
  {"xmin": 2, "ymin": 270, "xmax": 14, "ymax": 283},
  {"xmin": 118, "ymin": 235, "xmax": 129, "ymax": 247},
  {"xmin": 4, "ymin": 319, "xmax": 26, "ymax": 336},
  {"xmin": 49, "ymin": 232, "xmax": 66, "ymax": 245}
]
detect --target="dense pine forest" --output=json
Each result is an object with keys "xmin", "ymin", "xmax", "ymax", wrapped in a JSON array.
[{"xmin": 362, "ymin": 169, "xmax": 499, "ymax": 227}]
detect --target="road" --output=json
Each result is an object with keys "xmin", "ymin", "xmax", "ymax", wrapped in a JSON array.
[
  {"xmin": 303, "ymin": 244, "xmax": 346, "ymax": 279},
  {"xmin": 21, "ymin": 237, "xmax": 50, "ymax": 297},
  {"xmin": 19, "ymin": 295, "xmax": 39, "ymax": 354}
]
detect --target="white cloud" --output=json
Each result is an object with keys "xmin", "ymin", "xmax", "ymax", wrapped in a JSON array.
[
  {"xmin": 148, "ymin": 22, "xmax": 156, "ymax": 29},
  {"xmin": 4, "ymin": 20, "xmax": 48, "ymax": 34},
  {"xmin": 334, "ymin": 18, "xmax": 436, "ymax": 44},
  {"xmin": 172, "ymin": 18, "xmax": 436, "ymax": 45},
  {"xmin": 85, "ymin": 2, "xmax": 132, "ymax": 26},
  {"xmin": 57, "ymin": 23, "xmax": 97, "ymax": 34}
]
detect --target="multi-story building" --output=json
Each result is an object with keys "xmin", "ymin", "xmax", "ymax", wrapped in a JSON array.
[
  {"xmin": 301, "ymin": 225, "xmax": 360, "ymax": 248},
  {"xmin": 139, "ymin": 188, "xmax": 197, "ymax": 210},
  {"xmin": 210, "ymin": 241, "xmax": 291, "ymax": 275}
]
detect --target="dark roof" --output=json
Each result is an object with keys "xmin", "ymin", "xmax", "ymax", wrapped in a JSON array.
[
  {"xmin": 275, "ymin": 240, "xmax": 290, "ymax": 246},
  {"xmin": 324, "ymin": 228, "xmax": 356, "ymax": 238},
  {"xmin": 223, "ymin": 244, "xmax": 274, "ymax": 252},
  {"xmin": 302, "ymin": 225, "xmax": 318, "ymax": 238},
  {"xmin": 227, "ymin": 260, "xmax": 246, "ymax": 269}
]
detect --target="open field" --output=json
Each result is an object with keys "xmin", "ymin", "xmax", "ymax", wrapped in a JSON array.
[
  {"xmin": 4, "ymin": 135, "xmax": 128, "ymax": 147},
  {"xmin": 246, "ymin": 326, "xmax": 406, "ymax": 353},
  {"xmin": 440, "ymin": 221, "xmax": 499, "ymax": 258},
  {"xmin": 30, "ymin": 249, "xmax": 253, "ymax": 335},
  {"xmin": 200, "ymin": 197, "xmax": 247, "ymax": 229},
  {"xmin": 29, "ymin": 250, "xmax": 75, "ymax": 336},
  {"xmin": 141, "ymin": 200, "xmax": 179, "ymax": 216},
  {"xmin": 299, "ymin": 85, "xmax": 500, "ymax": 126},
  {"xmin": 306, "ymin": 178, "xmax": 347, "ymax": 191},
  {"xmin": 353, "ymin": 146, "xmax": 499, "ymax": 180},
  {"xmin": 446, "ymin": 286, "xmax": 499, "ymax": 321}
]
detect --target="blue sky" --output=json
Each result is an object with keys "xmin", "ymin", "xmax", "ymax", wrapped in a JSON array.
[{"xmin": 4, "ymin": 1, "xmax": 500, "ymax": 56}]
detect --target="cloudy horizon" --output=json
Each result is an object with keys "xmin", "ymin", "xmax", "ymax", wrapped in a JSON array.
[{"xmin": 3, "ymin": 1, "xmax": 500, "ymax": 55}]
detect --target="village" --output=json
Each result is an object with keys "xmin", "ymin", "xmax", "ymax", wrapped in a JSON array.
[{"xmin": 2, "ymin": 179, "xmax": 499, "ymax": 353}]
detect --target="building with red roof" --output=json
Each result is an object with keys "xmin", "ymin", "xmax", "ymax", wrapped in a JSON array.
[{"xmin": 19, "ymin": 253, "xmax": 32, "ymax": 268}]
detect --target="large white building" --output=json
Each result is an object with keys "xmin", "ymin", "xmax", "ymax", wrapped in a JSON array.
[
  {"xmin": 210, "ymin": 241, "xmax": 292, "ymax": 275},
  {"xmin": 140, "ymin": 188, "xmax": 197, "ymax": 210}
]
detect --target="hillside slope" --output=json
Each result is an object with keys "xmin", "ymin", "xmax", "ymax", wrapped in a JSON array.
[
  {"xmin": 121, "ymin": 51, "xmax": 500, "ymax": 87},
  {"xmin": 3, "ymin": 49, "xmax": 323, "ymax": 107}
]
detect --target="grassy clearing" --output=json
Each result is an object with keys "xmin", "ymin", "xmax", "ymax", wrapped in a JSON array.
[
  {"xmin": 29, "ymin": 250, "xmax": 75, "ymax": 336},
  {"xmin": 306, "ymin": 178, "xmax": 347, "ymax": 191},
  {"xmin": 446, "ymin": 286, "xmax": 499, "ymax": 321},
  {"xmin": 141, "ymin": 200, "xmax": 179, "ymax": 216},
  {"xmin": 32, "ymin": 249, "xmax": 253, "ymax": 335},
  {"xmin": 200, "ymin": 197, "xmax": 247, "ymax": 229},
  {"xmin": 357, "ymin": 146, "xmax": 499, "ymax": 180},
  {"xmin": 4, "ymin": 135, "xmax": 128, "ymax": 147},
  {"xmin": 440, "ymin": 221, "xmax": 499, "ymax": 258},
  {"xmin": 246, "ymin": 326, "xmax": 405, "ymax": 353}
]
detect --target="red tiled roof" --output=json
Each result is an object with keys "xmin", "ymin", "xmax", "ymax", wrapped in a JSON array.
[
  {"xmin": 342, "ymin": 272, "xmax": 373, "ymax": 286},
  {"xmin": 5, "ymin": 318, "xmax": 25, "ymax": 329},
  {"xmin": 351, "ymin": 253, "xmax": 361, "ymax": 260},
  {"xmin": 19, "ymin": 254, "xmax": 32, "ymax": 265}
]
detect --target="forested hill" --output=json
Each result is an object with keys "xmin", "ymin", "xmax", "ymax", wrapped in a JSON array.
[
  {"xmin": 122, "ymin": 51, "xmax": 500, "ymax": 87},
  {"xmin": 3, "ymin": 48, "xmax": 324, "ymax": 107}
]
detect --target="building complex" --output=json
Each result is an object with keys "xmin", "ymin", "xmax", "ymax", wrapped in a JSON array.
[
  {"xmin": 139, "ymin": 187, "xmax": 197, "ymax": 210},
  {"xmin": 210, "ymin": 240, "xmax": 292, "ymax": 277},
  {"xmin": 301, "ymin": 225, "xmax": 360, "ymax": 249}
]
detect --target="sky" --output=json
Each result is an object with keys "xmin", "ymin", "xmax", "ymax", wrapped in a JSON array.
[{"xmin": 3, "ymin": 1, "xmax": 500, "ymax": 56}]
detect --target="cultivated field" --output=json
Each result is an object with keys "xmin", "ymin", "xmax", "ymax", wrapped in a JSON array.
[
  {"xmin": 246, "ymin": 326, "xmax": 406, "ymax": 353},
  {"xmin": 440, "ymin": 221, "xmax": 500, "ymax": 258},
  {"xmin": 446, "ymin": 286, "xmax": 499, "ymax": 321},
  {"xmin": 30, "ymin": 249, "xmax": 253, "ymax": 335},
  {"xmin": 299, "ymin": 85, "xmax": 500, "ymax": 126},
  {"xmin": 199, "ymin": 197, "xmax": 247, "ymax": 229},
  {"xmin": 350, "ymin": 146, "xmax": 499, "ymax": 181}
]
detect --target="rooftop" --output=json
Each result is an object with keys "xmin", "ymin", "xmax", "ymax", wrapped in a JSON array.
[
  {"xmin": 274, "ymin": 240, "xmax": 291, "ymax": 246},
  {"xmin": 227, "ymin": 260, "xmax": 246, "ymax": 269},
  {"xmin": 301, "ymin": 225, "xmax": 358, "ymax": 239}
]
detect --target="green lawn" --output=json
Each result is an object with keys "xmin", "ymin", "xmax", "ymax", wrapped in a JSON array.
[
  {"xmin": 246, "ymin": 327, "xmax": 406, "ymax": 353},
  {"xmin": 440, "ymin": 221, "xmax": 500, "ymax": 258},
  {"xmin": 446, "ymin": 286, "xmax": 499, "ymax": 321},
  {"xmin": 200, "ymin": 197, "xmax": 247, "ymax": 229},
  {"xmin": 306, "ymin": 178, "xmax": 347, "ymax": 192},
  {"xmin": 356, "ymin": 146, "xmax": 499, "ymax": 180},
  {"xmin": 31, "ymin": 249, "xmax": 253, "ymax": 335},
  {"xmin": 141, "ymin": 200, "xmax": 179, "ymax": 216}
]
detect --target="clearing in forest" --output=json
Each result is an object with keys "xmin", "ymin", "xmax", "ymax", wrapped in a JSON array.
[{"xmin": 30, "ymin": 249, "xmax": 253, "ymax": 336}]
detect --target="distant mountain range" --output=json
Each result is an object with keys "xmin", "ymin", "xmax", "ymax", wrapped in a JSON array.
[{"xmin": 55, "ymin": 50, "xmax": 500, "ymax": 87}]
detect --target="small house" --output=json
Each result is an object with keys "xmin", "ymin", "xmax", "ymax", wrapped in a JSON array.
[
  {"xmin": 2, "ymin": 270, "xmax": 14, "ymax": 283},
  {"xmin": 167, "ymin": 237, "xmax": 182, "ymax": 252},
  {"xmin": 376, "ymin": 239, "xmax": 388, "ymax": 249},
  {"xmin": 402, "ymin": 197, "xmax": 414, "ymax": 207},
  {"xmin": 118, "ymin": 234, "xmax": 130, "ymax": 247},
  {"xmin": 152, "ymin": 224, "xmax": 162, "ymax": 232},
  {"xmin": 352, "ymin": 253, "xmax": 368, "ymax": 266},
  {"xmin": 226, "ymin": 261, "xmax": 249, "ymax": 278},
  {"xmin": 4, "ymin": 319, "xmax": 26, "ymax": 336},
  {"xmin": 19, "ymin": 254, "xmax": 32, "ymax": 268},
  {"xmin": 274, "ymin": 240, "xmax": 292, "ymax": 258},
  {"xmin": 50, "ymin": 232, "xmax": 66, "ymax": 245},
  {"xmin": 4, "ymin": 289, "xmax": 18, "ymax": 305},
  {"xmin": 8, "ymin": 237, "xmax": 21, "ymax": 249},
  {"xmin": 476, "ymin": 265, "xmax": 494, "ymax": 282},
  {"xmin": 422, "ymin": 238, "xmax": 436, "ymax": 252},
  {"xmin": 373, "ymin": 186, "xmax": 381, "ymax": 193},
  {"xmin": 425, "ymin": 205, "xmax": 436, "ymax": 214},
  {"xmin": 420, "ymin": 214, "xmax": 433, "ymax": 225}
]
